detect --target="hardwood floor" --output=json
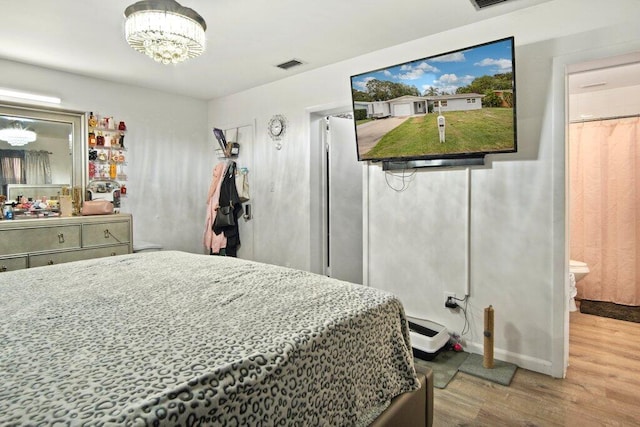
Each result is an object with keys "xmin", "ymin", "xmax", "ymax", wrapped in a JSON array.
[{"xmin": 433, "ymin": 308, "xmax": 640, "ymax": 426}]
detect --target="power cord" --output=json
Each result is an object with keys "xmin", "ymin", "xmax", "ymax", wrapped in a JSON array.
[
  {"xmin": 460, "ymin": 296, "xmax": 470, "ymax": 336},
  {"xmin": 447, "ymin": 294, "xmax": 470, "ymax": 337},
  {"xmin": 384, "ymin": 169, "xmax": 416, "ymax": 192}
]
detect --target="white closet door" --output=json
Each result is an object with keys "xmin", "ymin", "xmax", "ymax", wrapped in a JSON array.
[{"xmin": 327, "ymin": 115, "xmax": 363, "ymax": 284}]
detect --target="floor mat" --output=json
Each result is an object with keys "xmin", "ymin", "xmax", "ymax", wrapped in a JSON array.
[
  {"xmin": 457, "ymin": 353, "xmax": 517, "ymax": 386},
  {"xmin": 413, "ymin": 351, "xmax": 469, "ymax": 389},
  {"xmin": 579, "ymin": 300, "xmax": 640, "ymax": 323}
]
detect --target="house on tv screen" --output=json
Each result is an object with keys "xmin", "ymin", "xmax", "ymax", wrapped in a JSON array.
[{"xmin": 354, "ymin": 93, "xmax": 484, "ymax": 118}]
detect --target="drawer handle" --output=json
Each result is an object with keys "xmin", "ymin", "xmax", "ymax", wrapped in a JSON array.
[
  {"xmin": 104, "ymin": 229, "xmax": 123, "ymax": 243},
  {"xmin": 58, "ymin": 233, "xmax": 65, "ymax": 243},
  {"xmin": 1, "ymin": 265, "xmax": 7, "ymax": 272},
  {"xmin": 47, "ymin": 260, "xmax": 55, "ymax": 265}
]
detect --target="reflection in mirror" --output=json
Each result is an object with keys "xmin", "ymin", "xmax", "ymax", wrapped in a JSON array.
[
  {"xmin": 0, "ymin": 103, "xmax": 85, "ymax": 210},
  {"xmin": 0, "ymin": 116, "xmax": 72, "ymax": 184}
]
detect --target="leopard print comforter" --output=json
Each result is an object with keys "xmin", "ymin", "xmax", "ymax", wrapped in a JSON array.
[{"xmin": 0, "ymin": 251, "xmax": 418, "ymax": 426}]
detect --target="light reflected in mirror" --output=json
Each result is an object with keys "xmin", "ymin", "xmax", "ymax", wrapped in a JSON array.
[{"xmin": 0, "ymin": 115, "xmax": 72, "ymax": 185}]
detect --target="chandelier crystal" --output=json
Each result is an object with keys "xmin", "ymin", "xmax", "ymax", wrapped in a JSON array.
[
  {"xmin": 0, "ymin": 126, "xmax": 37, "ymax": 146},
  {"xmin": 124, "ymin": 0, "xmax": 207, "ymax": 65}
]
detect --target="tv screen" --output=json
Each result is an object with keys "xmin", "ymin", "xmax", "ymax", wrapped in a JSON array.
[{"xmin": 350, "ymin": 36, "xmax": 516, "ymax": 163}]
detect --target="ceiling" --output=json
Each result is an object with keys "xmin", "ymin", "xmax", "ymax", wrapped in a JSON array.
[{"xmin": 0, "ymin": 0, "xmax": 553, "ymax": 101}]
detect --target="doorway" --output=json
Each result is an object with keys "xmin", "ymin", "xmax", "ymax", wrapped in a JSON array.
[
  {"xmin": 566, "ymin": 54, "xmax": 640, "ymax": 349},
  {"xmin": 564, "ymin": 53, "xmax": 640, "ymax": 369},
  {"xmin": 309, "ymin": 108, "xmax": 363, "ymax": 284},
  {"xmin": 323, "ymin": 114, "xmax": 363, "ymax": 284}
]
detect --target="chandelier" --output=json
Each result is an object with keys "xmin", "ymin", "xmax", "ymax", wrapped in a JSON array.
[
  {"xmin": 0, "ymin": 125, "xmax": 37, "ymax": 147},
  {"xmin": 124, "ymin": 0, "xmax": 207, "ymax": 65}
]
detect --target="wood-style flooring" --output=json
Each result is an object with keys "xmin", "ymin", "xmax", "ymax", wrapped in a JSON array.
[{"xmin": 433, "ymin": 307, "xmax": 640, "ymax": 426}]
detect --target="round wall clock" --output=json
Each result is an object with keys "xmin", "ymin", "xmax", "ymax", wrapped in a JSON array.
[{"xmin": 267, "ymin": 114, "xmax": 287, "ymax": 148}]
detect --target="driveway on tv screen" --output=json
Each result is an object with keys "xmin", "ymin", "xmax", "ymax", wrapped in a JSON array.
[{"xmin": 357, "ymin": 116, "xmax": 410, "ymax": 158}]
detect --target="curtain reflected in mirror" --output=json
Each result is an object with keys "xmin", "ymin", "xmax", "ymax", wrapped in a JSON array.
[
  {"xmin": 25, "ymin": 151, "xmax": 53, "ymax": 183},
  {"xmin": 0, "ymin": 150, "xmax": 24, "ymax": 184},
  {"xmin": 0, "ymin": 118, "xmax": 71, "ymax": 186},
  {"xmin": 0, "ymin": 150, "xmax": 54, "ymax": 185}
]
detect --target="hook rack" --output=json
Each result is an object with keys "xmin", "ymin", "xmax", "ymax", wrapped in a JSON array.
[{"xmin": 213, "ymin": 126, "xmax": 241, "ymax": 159}]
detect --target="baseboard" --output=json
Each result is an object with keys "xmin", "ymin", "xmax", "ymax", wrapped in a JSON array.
[{"xmin": 463, "ymin": 341, "xmax": 553, "ymax": 376}]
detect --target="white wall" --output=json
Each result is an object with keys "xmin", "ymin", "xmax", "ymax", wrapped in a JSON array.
[
  {"xmin": 1, "ymin": 59, "xmax": 210, "ymax": 253},
  {"xmin": 570, "ymin": 86, "xmax": 640, "ymax": 121},
  {"xmin": 208, "ymin": 0, "xmax": 640, "ymax": 376}
]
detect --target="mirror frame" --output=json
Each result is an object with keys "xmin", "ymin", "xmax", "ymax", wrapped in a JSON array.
[{"xmin": 0, "ymin": 102, "xmax": 86, "ymax": 204}]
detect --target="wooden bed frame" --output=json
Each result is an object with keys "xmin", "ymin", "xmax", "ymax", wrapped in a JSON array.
[{"xmin": 371, "ymin": 366, "xmax": 434, "ymax": 427}]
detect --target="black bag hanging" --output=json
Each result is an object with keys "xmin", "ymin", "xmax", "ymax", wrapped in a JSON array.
[
  {"xmin": 214, "ymin": 204, "xmax": 235, "ymax": 228},
  {"xmin": 213, "ymin": 162, "xmax": 239, "ymax": 230}
]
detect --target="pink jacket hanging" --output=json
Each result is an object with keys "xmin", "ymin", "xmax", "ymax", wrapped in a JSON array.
[{"xmin": 203, "ymin": 161, "xmax": 228, "ymax": 253}]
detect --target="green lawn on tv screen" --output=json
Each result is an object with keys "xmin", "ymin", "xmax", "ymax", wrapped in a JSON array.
[{"xmin": 364, "ymin": 108, "xmax": 514, "ymax": 160}]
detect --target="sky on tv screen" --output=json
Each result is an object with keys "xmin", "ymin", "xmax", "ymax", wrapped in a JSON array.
[{"xmin": 351, "ymin": 39, "xmax": 513, "ymax": 95}]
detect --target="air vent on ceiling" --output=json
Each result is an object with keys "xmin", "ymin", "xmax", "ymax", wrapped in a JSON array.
[
  {"xmin": 276, "ymin": 59, "xmax": 304, "ymax": 70},
  {"xmin": 470, "ymin": 0, "xmax": 510, "ymax": 9}
]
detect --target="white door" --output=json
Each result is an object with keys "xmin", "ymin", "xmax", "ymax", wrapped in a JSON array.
[{"xmin": 326, "ymin": 115, "xmax": 363, "ymax": 284}]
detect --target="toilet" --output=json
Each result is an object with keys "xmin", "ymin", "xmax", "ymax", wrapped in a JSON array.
[
  {"xmin": 134, "ymin": 240, "xmax": 163, "ymax": 253},
  {"xmin": 570, "ymin": 259, "xmax": 590, "ymax": 282},
  {"xmin": 569, "ymin": 259, "xmax": 590, "ymax": 312}
]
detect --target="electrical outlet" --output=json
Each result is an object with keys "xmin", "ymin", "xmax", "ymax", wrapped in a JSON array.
[{"xmin": 444, "ymin": 292, "xmax": 458, "ymax": 309}]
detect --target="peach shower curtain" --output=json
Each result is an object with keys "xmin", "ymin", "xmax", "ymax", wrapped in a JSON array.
[{"xmin": 570, "ymin": 117, "xmax": 640, "ymax": 306}]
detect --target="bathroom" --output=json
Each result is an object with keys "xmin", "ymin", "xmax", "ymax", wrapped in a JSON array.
[{"xmin": 567, "ymin": 53, "xmax": 640, "ymax": 319}]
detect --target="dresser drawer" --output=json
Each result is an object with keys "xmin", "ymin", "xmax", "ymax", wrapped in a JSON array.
[
  {"xmin": 0, "ymin": 256, "xmax": 28, "ymax": 272},
  {"xmin": 82, "ymin": 221, "xmax": 131, "ymax": 247},
  {"xmin": 0, "ymin": 225, "xmax": 81, "ymax": 255},
  {"xmin": 29, "ymin": 245, "xmax": 131, "ymax": 268}
]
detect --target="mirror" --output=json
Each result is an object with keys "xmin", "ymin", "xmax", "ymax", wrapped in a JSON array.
[{"xmin": 0, "ymin": 103, "xmax": 85, "ymax": 208}]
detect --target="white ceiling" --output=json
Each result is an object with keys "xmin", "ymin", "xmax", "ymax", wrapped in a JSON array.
[{"xmin": 0, "ymin": 0, "xmax": 553, "ymax": 101}]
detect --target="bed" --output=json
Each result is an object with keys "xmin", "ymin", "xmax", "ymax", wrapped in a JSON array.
[{"xmin": 0, "ymin": 251, "xmax": 432, "ymax": 426}]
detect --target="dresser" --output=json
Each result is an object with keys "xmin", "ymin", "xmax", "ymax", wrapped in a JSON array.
[{"xmin": 0, "ymin": 214, "xmax": 132, "ymax": 272}]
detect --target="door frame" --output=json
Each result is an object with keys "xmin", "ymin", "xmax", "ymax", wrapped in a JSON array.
[{"xmin": 553, "ymin": 48, "xmax": 640, "ymax": 378}]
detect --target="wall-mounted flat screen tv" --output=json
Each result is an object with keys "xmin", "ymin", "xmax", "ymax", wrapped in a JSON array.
[{"xmin": 350, "ymin": 36, "xmax": 516, "ymax": 163}]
